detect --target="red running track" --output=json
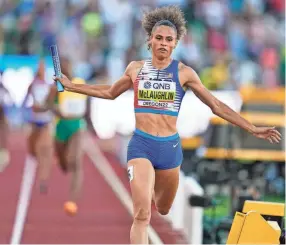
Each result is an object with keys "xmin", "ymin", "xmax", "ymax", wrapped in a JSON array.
[
  {"xmin": 0, "ymin": 131, "xmax": 26, "ymax": 243},
  {"xmin": 0, "ymin": 131, "xmax": 187, "ymax": 244}
]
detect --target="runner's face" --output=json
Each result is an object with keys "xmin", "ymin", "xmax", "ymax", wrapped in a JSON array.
[{"xmin": 149, "ymin": 25, "xmax": 177, "ymax": 59}]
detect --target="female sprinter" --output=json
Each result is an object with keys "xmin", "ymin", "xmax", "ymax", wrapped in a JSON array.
[
  {"xmin": 47, "ymin": 57, "xmax": 87, "ymax": 215},
  {"xmin": 0, "ymin": 73, "xmax": 10, "ymax": 171},
  {"xmin": 54, "ymin": 6, "xmax": 282, "ymax": 243},
  {"xmin": 25, "ymin": 60, "xmax": 54, "ymax": 193}
]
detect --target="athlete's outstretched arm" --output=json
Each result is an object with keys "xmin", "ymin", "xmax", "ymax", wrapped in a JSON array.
[
  {"xmin": 181, "ymin": 65, "xmax": 281, "ymax": 144},
  {"xmin": 53, "ymin": 62, "xmax": 135, "ymax": 100}
]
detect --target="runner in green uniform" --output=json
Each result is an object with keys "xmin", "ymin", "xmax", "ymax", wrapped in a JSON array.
[{"xmin": 45, "ymin": 57, "xmax": 88, "ymax": 215}]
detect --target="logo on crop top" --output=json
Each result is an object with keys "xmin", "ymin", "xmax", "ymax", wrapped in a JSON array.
[
  {"xmin": 168, "ymin": 73, "xmax": 173, "ymax": 78},
  {"xmin": 144, "ymin": 81, "xmax": 151, "ymax": 89},
  {"xmin": 143, "ymin": 81, "xmax": 172, "ymax": 90}
]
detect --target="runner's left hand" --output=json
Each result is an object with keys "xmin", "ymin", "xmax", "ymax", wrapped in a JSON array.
[{"xmin": 251, "ymin": 126, "xmax": 282, "ymax": 144}]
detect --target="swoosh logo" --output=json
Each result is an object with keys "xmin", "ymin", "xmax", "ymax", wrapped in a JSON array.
[{"xmin": 173, "ymin": 142, "xmax": 179, "ymax": 148}]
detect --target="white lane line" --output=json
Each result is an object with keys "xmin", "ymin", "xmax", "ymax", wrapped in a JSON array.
[
  {"xmin": 10, "ymin": 156, "xmax": 37, "ymax": 244},
  {"xmin": 84, "ymin": 134, "xmax": 164, "ymax": 244}
]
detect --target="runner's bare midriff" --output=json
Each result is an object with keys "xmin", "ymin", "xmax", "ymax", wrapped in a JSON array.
[{"xmin": 135, "ymin": 113, "xmax": 178, "ymax": 137}]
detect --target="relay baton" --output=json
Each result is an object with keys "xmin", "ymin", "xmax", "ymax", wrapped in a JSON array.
[{"xmin": 50, "ymin": 45, "xmax": 64, "ymax": 92}]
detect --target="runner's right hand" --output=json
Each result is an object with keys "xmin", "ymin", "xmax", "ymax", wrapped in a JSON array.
[{"xmin": 53, "ymin": 74, "xmax": 73, "ymax": 90}]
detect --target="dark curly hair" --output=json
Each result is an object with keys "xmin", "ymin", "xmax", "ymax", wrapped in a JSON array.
[{"xmin": 142, "ymin": 6, "xmax": 187, "ymax": 41}]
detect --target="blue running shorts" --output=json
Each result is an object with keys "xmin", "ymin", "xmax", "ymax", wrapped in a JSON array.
[
  {"xmin": 30, "ymin": 121, "xmax": 49, "ymax": 128},
  {"xmin": 127, "ymin": 128, "xmax": 183, "ymax": 170}
]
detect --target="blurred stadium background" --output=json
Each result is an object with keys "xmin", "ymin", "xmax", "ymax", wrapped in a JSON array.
[{"xmin": 0, "ymin": 0, "xmax": 285, "ymax": 244}]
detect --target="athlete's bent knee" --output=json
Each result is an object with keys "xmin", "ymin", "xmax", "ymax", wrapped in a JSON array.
[{"xmin": 133, "ymin": 208, "xmax": 151, "ymax": 225}]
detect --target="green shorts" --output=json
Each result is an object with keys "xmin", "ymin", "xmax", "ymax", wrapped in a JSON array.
[{"xmin": 55, "ymin": 118, "xmax": 86, "ymax": 142}]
